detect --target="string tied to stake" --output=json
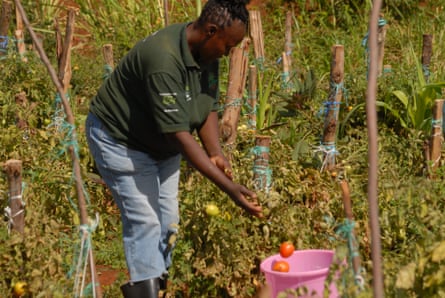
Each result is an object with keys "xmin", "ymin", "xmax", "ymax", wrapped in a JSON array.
[
  {"xmin": 314, "ymin": 141, "xmax": 338, "ymax": 172},
  {"xmin": 69, "ymin": 213, "xmax": 100, "ymax": 298},
  {"xmin": 251, "ymin": 146, "xmax": 272, "ymax": 192},
  {"xmin": 336, "ymin": 218, "xmax": 365, "ymax": 290}
]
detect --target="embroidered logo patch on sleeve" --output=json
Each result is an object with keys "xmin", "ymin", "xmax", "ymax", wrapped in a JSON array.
[{"xmin": 160, "ymin": 93, "xmax": 177, "ymax": 105}]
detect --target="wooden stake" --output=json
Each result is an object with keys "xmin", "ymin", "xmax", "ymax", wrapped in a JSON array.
[
  {"xmin": 163, "ymin": 0, "xmax": 169, "ymax": 27},
  {"xmin": 249, "ymin": 10, "xmax": 265, "ymax": 68},
  {"xmin": 284, "ymin": 10, "xmax": 293, "ymax": 68},
  {"xmin": 282, "ymin": 51, "xmax": 291, "ymax": 92},
  {"xmin": 428, "ymin": 99, "xmax": 444, "ymax": 177},
  {"xmin": 15, "ymin": 3, "xmax": 26, "ymax": 61},
  {"xmin": 57, "ymin": 9, "xmax": 75, "ymax": 95},
  {"xmin": 15, "ymin": 91, "xmax": 28, "ymax": 129},
  {"xmin": 253, "ymin": 135, "xmax": 271, "ymax": 192},
  {"xmin": 422, "ymin": 34, "xmax": 433, "ymax": 82},
  {"xmin": 321, "ymin": 45, "xmax": 344, "ymax": 171},
  {"xmin": 102, "ymin": 43, "xmax": 114, "ymax": 79},
  {"xmin": 4, "ymin": 159, "xmax": 24, "ymax": 234},
  {"xmin": 247, "ymin": 65, "xmax": 258, "ymax": 131},
  {"xmin": 377, "ymin": 15, "xmax": 387, "ymax": 76},
  {"xmin": 0, "ymin": 1, "xmax": 12, "ymax": 57},
  {"xmin": 220, "ymin": 38, "xmax": 250, "ymax": 146},
  {"xmin": 339, "ymin": 180, "xmax": 362, "ymax": 286}
]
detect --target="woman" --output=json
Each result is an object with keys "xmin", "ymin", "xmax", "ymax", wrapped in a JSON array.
[{"xmin": 85, "ymin": 0, "xmax": 262, "ymax": 296}]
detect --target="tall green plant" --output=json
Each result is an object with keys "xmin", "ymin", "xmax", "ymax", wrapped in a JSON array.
[
  {"xmin": 363, "ymin": 46, "xmax": 445, "ymax": 133},
  {"xmin": 256, "ymin": 68, "xmax": 281, "ymax": 131},
  {"xmin": 389, "ymin": 46, "xmax": 445, "ymax": 132}
]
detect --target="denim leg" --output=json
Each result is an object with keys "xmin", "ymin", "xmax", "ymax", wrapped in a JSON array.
[
  {"xmin": 85, "ymin": 112, "xmax": 180, "ymax": 282},
  {"xmin": 158, "ymin": 157, "xmax": 180, "ymax": 269}
]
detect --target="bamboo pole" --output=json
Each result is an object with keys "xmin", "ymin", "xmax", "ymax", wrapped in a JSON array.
[
  {"xmin": 249, "ymin": 10, "xmax": 265, "ymax": 69},
  {"xmin": 0, "ymin": 1, "xmax": 12, "ymax": 57},
  {"xmin": 366, "ymin": 0, "xmax": 384, "ymax": 296},
  {"xmin": 428, "ymin": 99, "xmax": 444, "ymax": 177},
  {"xmin": 14, "ymin": 1, "xmax": 102, "ymax": 297},
  {"xmin": 321, "ymin": 45, "xmax": 344, "ymax": 171},
  {"xmin": 220, "ymin": 38, "xmax": 250, "ymax": 147},
  {"xmin": 4, "ymin": 159, "xmax": 24, "ymax": 234},
  {"xmin": 247, "ymin": 65, "xmax": 258, "ymax": 131},
  {"xmin": 253, "ymin": 135, "xmax": 271, "ymax": 192},
  {"xmin": 422, "ymin": 34, "xmax": 433, "ymax": 82}
]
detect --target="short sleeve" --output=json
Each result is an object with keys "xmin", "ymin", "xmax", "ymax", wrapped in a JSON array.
[{"xmin": 146, "ymin": 72, "xmax": 190, "ymax": 133}]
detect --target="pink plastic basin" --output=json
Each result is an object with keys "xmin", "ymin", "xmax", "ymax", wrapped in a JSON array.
[{"xmin": 260, "ymin": 249, "xmax": 338, "ymax": 298}]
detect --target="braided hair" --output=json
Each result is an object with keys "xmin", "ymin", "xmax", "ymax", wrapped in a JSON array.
[{"xmin": 197, "ymin": 0, "xmax": 250, "ymax": 29}]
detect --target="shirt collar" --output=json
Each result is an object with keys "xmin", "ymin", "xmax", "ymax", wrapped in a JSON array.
[{"xmin": 181, "ymin": 22, "xmax": 200, "ymax": 69}]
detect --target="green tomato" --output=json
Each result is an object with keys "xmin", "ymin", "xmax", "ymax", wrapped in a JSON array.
[{"xmin": 205, "ymin": 203, "xmax": 220, "ymax": 216}]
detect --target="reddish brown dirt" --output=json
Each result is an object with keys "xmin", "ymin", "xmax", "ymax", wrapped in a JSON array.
[{"xmin": 96, "ymin": 265, "xmax": 128, "ymax": 290}]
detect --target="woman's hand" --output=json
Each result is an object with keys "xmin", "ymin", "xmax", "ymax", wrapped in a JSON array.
[
  {"xmin": 209, "ymin": 154, "xmax": 233, "ymax": 180},
  {"xmin": 227, "ymin": 183, "xmax": 263, "ymax": 218}
]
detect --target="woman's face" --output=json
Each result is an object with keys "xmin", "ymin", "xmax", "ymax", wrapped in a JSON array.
[{"xmin": 198, "ymin": 19, "xmax": 246, "ymax": 64}]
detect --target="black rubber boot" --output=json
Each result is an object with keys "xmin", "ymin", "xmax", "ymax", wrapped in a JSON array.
[{"xmin": 120, "ymin": 278, "xmax": 160, "ymax": 298}]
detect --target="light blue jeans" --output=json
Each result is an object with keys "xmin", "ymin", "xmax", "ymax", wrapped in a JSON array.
[{"xmin": 85, "ymin": 112, "xmax": 180, "ymax": 282}]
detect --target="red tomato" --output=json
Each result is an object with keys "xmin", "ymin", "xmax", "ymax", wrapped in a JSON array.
[
  {"xmin": 279, "ymin": 241, "xmax": 295, "ymax": 258},
  {"xmin": 272, "ymin": 260, "xmax": 290, "ymax": 272}
]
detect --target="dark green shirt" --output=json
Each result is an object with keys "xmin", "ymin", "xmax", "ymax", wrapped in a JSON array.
[{"xmin": 90, "ymin": 23, "xmax": 220, "ymax": 160}]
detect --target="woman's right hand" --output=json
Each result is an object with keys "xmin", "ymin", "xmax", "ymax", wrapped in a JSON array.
[{"xmin": 227, "ymin": 183, "xmax": 263, "ymax": 218}]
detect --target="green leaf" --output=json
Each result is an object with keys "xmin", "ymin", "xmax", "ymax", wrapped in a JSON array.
[{"xmin": 392, "ymin": 90, "xmax": 409, "ymax": 108}]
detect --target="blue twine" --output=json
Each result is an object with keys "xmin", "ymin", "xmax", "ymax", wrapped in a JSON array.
[
  {"xmin": 223, "ymin": 97, "xmax": 243, "ymax": 108},
  {"xmin": 281, "ymin": 71, "xmax": 294, "ymax": 90},
  {"xmin": 0, "ymin": 35, "xmax": 9, "ymax": 49},
  {"xmin": 48, "ymin": 93, "xmax": 91, "ymax": 210},
  {"xmin": 252, "ymin": 145, "xmax": 270, "ymax": 155},
  {"xmin": 315, "ymin": 141, "xmax": 339, "ymax": 171},
  {"xmin": 0, "ymin": 35, "xmax": 9, "ymax": 59},
  {"xmin": 253, "ymin": 164, "xmax": 272, "ymax": 191},
  {"xmin": 254, "ymin": 56, "xmax": 265, "ymax": 71},
  {"xmin": 362, "ymin": 18, "xmax": 387, "ymax": 79},
  {"xmin": 422, "ymin": 64, "xmax": 430, "ymax": 82},
  {"xmin": 244, "ymin": 97, "xmax": 257, "ymax": 128},
  {"xmin": 68, "ymin": 218, "xmax": 99, "ymax": 297},
  {"xmin": 432, "ymin": 118, "xmax": 443, "ymax": 128},
  {"xmin": 383, "ymin": 65, "xmax": 392, "ymax": 74},
  {"xmin": 103, "ymin": 64, "xmax": 113, "ymax": 80},
  {"xmin": 318, "ymin": 81, "xmax": 346, "ymax": 118},
  {"xmin": 252, "ymin": 146, "xmax": 272, "ymax": 192},
  {"xmin": 322, "ymin": 100, "xmax": 341, "ymax": 118},
  {"xmin": 336, "ymin": 218, "xmax": 364, "ymax": 289},
  {"xmin": 276, "ymin": 49, "xmax": 293, "ymax": 64},
  {"xmin": 362, "ymin": 18, "xmax": 387, "ymax": 78},
  {"xmin": 442, "ymin": 105, "xmax": 445, "ymax": 132}
]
